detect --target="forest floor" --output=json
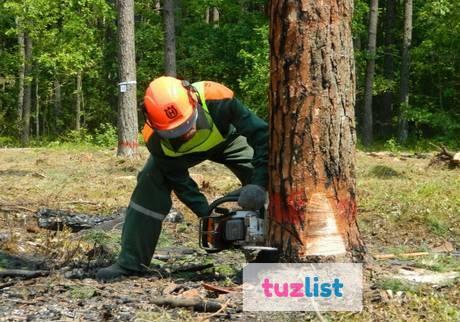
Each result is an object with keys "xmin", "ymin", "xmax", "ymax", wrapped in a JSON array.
[{"xmin": 0, "ymin": 146, "xmax": 458, "ymax": 321}]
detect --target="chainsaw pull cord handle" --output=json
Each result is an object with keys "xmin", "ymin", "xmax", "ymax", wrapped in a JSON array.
[{"xmin": 207, "ymin": 195, "xmax": 240, "ymax": 216}]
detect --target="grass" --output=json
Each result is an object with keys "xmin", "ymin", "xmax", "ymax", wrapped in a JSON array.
[
  {"xmin": 411, "ymin": 254, "xmax": 460, "ymax": 273},
  {"xmin": 69, "ymin": 285, "xmax": 97, "ymax": 300},
  {"xmin": 0, "ymin": 146, "xmax": 458, "ymax": 321},
  {"xmin": 357, "ymin": 153, "xmax": 460, "ymax": 249},
  {"xmin": 377, "ymin": 278, "xmax": 420, "ymax": 293},
  {"xmin": 368, "ymin": 165, "xmax": 401, "ymax": 178}
]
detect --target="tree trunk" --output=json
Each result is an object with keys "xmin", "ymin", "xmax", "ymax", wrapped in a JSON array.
[
  {"xmin": 205, "ymin": 8, "xmax": 210, "ymax": 24},
  {"xmin": 362, "ymin": 0, "xmax": 379, "ymax": 146},
  {"xmin": 398, "ymin": 0, "xmax": 412, "ymax": 143},
  {"xmin": 21, "ymin": 34, "xmax": 32, "ymax": 146},
  {"xmin": 382, "ymin": 0, "xmax": 396, "ymax": 137},
  {"xmin": 164, "ymin": 0, "xmax": 177, "ymax": 76},
  {"xmin": 17, "ymin": 18, "xmax": 25, "ymax": 122},
  {"xmin": 75, "ymin": 71, "xmax": 82, "ymax": 131},
  {"xmin": 211, "ymin": 7, "xmax": 219, "ymax": 25},
  {"xmin": 116, "ymin": 0, "xmax": 138, "ymax": 157},
  {"xmin": 205, "ymin": 7, "xmax": 219, "ymax": 24},
  {"xmin": 35, "ymin": 73, "xmax": 39, "ymax": 138},
  {"xmin": 267, "ymin": 0, "xmax": 364, "ymax": 261},
  {"xmin": 54, "ymin": 79, "xmax": 62, "ymax": 132}
]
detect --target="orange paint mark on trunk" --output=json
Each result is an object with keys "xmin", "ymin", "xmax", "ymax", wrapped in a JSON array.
[
  {"xmin": 270, "ymin": 191, "xmax": 306, "ymax": 225},
  {"xmin": 337, "ymin": 197, "xmax": 357, "ymax": 221},
  {"xmin": 118, "ymin": 141, "xmax": 139, "ymax": 148}
]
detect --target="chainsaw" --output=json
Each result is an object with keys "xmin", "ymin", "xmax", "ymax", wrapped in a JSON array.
[{"xmin": 199, "ymin": 194, "xmax": 277, "ymax": 254}]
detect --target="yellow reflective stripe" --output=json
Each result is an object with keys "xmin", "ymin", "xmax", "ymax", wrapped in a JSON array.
[{"xmin": 160, "ymin": 82, "xmax": 225, "ymax": 157}]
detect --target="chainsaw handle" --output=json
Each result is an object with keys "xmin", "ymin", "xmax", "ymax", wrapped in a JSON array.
[{"xmin": 207, "ymin": 195, "xmax": 240, "ymax": 216}]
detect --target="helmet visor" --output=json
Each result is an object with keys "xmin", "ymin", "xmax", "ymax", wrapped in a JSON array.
[{"xmin": 155, "ymin": 107, "xmax": 198, "ymax": 139}]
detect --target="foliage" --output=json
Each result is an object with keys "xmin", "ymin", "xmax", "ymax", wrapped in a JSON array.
[
  {"xmin": 0, "ymin": 0, "xmax": 459, "ymax": 147},
  {"xmin": 61, "ymin": 128, "xmax": 94, "ymax": 145},
  {"xmin": 93, "ymin": 123, "xmax": 118, "ymax": 147},
  {"xmin": 238, "ymin": 25, "xmax": 269, "ymax": 119}
]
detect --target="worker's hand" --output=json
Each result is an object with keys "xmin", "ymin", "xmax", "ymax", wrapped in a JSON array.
[{"xmin": 238, "ymin": 184, "xmax": 266, "ymax": 211}]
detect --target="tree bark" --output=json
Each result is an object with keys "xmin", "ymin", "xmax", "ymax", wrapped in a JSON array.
[
  {"xmin": 116, "ymin": 0, "xmax": 138, "ymax": 157},
  {"xmin": 75, "ymin": 71, "xmax": 82, "ymax": 131},
  {"xmin": 205, "ymin": 7, "xmax": 210, "ymax": 24},
  {"xmin": 211, "ymin": 7, "xmax": 219, "ymax": 25},
  {"xmin": 35, "ymin": 73, "xmax": 39, "ymax": 138},
  {"xmin": 362, "ymin": 0, "xmax": 379, "ymax": 146},
  {"xmin": 21, "ymin": 34, "xmax": 32, "ymax": 146},
  {"xmin": 267, "ymin": 0, "xmax": 364, "ymax": 261},
  {"xmin": 54, "ymin": 79, "xmax": 62, "ymax": 132},
  {"xmin": 382, "ymin": 0, "xmax": 396, "ymax": 137},
  {"xmin": 16, "ymin": 17, "xmax": 25, "ymax": 122},
  {"xmin": 164, "ymin": 0, "xmax": 177, "ymax": 76},
  {"xmin": 398, "ymin": 0, "xmax": 412, "ymax": 143}
]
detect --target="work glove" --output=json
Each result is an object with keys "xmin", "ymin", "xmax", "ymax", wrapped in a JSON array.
[{"xmin": 238, "ymin": 184, "xmax": 266, "ymax": 211}]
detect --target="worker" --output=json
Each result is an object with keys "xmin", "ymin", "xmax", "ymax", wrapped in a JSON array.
[{"xmin": 96, "ymin": 76, "xmax": 268, "ymax": 281}]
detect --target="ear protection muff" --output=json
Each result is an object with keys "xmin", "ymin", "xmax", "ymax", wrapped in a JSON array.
[
  {"xmin": 141, "ymin": 101, "xmax": 154, "ymax": 129},
  {"xmin": 181, "ymin": 79, "xmax": 202, "ymax": 108}
]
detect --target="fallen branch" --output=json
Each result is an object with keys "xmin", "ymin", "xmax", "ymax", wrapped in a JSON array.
[
  {"xmin": 0, "ymin": 269, "xmax": 49, "ymax": 279},
  {"xmin": 374, "ymin": 252, "xmax": 431, "ymax": 260},
  {"xmin": 36, "ymin": 208, "xmax": 124, "ymax": 232},
  {"xmin": 58, "ymin": 200, "xmax": 100, "ymax": 205},
  {"xmin": 202, "ymin": 283, "xmax": 238, "ymax": 294},
  {"xmin": 151, "ymin": 296, "xmax": 222, "ymax": 312},
  {"xmin": 0, "ymin": 281, "xmax": 15, "ymax": 289},
  {"xmin": 0, "ymin": 205, "xmax": 36, "ymax": 213},
  {"xmin": 198, "ymin": 299, "xmax": 231, "ymax": 321},
  {"xmin": 171, "ymin": 263, "xmax": 214, "ymax": 274},
  {"xmin": 428, "ymin": 143, "xmax": 460, "ymax": 168}
]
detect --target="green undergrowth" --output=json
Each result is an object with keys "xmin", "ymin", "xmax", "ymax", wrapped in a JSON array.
[
  {"xmin": 0, "ymin": 125, "xmax": 145, "ymax": 150},
  {"xmin": 357, "ymin": 137, "xmax": 460, "ymax": 153},
  {"xmin": 357, "ymin": 154, "xmax": 460, "ymax": 244},
  {"xmin": 411, "ymin": 254, "xmax": 460, "ymax": 273},
  {"xmin": 82, "ymin": 230, "xmax": 121, "ymax": 261}
]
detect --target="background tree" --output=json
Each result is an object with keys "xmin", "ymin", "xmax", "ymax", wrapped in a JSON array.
[
  {"xmin": 21, "ymin": 33, "xmax": 32, "ymax": 145},
  {"xmin": 267, "ymin": 0, "xmax": 364, "ymax": 260},
  {"xmin": 164, "ymin": 0, "xmax": 177, "ymax": 76},
  {"xmin": 398, "ymin": 0, "xmax": 412, "ymax": 143},
  {"xmin": 116, "ymin": 0, "xmax": 138, "ymax": 157},
  {"xmin": 381, "ymin": 0, "xmax": 396, "ymax": 137},
  {"xmin": 362, "ymin": 0, "xmax": 379, "ymax": 146},
  {"xmin": 0, "ymin": 0, "xmax": 458, "ymax": 149},
  {"xmin": 16, "ymin": 17, "xmax": 24, "ymax": 123}
]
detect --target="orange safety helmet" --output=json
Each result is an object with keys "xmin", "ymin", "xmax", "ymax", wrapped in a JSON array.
[{"xmin": 144, "ymin": 76, "xmax": 198, "ymax": 139}]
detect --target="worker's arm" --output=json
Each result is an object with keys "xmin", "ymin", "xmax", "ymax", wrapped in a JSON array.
[
  {"xmin": 159, "ymin": 162, "xmax": 209, "ymax": 217},
  {"xmin": 213, "ymin": 97, "xmax": 269, "ymax": 188}
]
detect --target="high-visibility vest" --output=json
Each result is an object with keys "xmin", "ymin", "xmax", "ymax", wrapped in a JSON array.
[{"xmin": 160, "ymin": 82, "xmax": 226, "ymax": 157}]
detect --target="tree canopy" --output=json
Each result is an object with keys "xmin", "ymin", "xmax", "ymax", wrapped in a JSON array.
[{"xmin": 0, "ymin": 0, "xmax": 458, "ymax": 148}]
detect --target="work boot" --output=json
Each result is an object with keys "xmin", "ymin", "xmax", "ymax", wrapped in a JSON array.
[{"xmin": 95, "ymin": 263, "xmax": 138, "ymax": 282}]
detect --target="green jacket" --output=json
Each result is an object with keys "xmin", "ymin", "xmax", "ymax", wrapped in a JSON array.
[{"xmin": 142, "ymin": 81, "xmax": 268, "ymax": 216}]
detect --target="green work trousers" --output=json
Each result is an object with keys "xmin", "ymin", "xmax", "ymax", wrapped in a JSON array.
[{"xmin": 118, "ymin": 135, "xmax": 254, "ymax": 272}]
